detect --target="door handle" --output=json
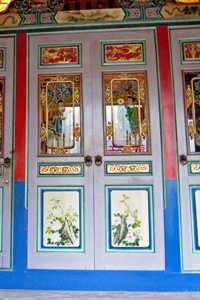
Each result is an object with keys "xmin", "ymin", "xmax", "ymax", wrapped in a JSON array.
[
  {"xmin": 179, "ymin": 154, "xmax": 188, "ymax": 165},
  {"xmin": 84, "ymin": 155, "xmax": 92, "ymax": 167},
  {"xmin": 4, "ymin": 157, "xmax": 11, "ymax": 168},
  {"xmin": 95, "ymin": 154, "xmax": 102, "ymax": 166}
]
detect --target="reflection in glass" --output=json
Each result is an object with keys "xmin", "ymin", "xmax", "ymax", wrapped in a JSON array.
[
  {"xmin": 39, "ymin": 74, "xmax": 82, "ymax": 156},
  {"xmin": 183, "ymin": 71, "xmax": 200, "ymax": 153},
  {"xmin": 104, "ymin": 72, "xmax": 150, "ymax": 154}
]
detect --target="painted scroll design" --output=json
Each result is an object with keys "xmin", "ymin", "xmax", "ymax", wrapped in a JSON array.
[
  {"xmin": 190, "ymin": 163, "xmax": 200, "ymax": 173},
  {"xmin": 107, "ymin": 163, "xmax": 150, "ymax": 174},
  {"xmin": 39, "ymin": 165, "xmax": 82, "ymax": 175},
  {"xmin": 111, "ymin": 193, "xmax": 142, "ymax": 247}
]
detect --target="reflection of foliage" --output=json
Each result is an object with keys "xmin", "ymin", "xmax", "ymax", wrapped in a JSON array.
[
  {"xmin": 112, "ymin": 194, "xmax": 142, "ymax": 247},
  {"xmin": 45, "ymin": 197, "xmax": 79, "ymax": 246}
]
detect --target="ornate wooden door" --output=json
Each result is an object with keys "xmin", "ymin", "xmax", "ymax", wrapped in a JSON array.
[
  {"xmin": 28, "ymin": 30, "xmax": 165, "ymax": 270},
  {"xmin": 171, "ymin": 27, "xmax": 200, "ymax": 271},
  {"xmin": 0, "ymin": 36, "xmax": 14, "ymax": 269}
]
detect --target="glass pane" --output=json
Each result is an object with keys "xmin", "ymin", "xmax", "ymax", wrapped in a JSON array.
[
  {"xmin": 38, "ymin": 74, "xmax": 82, "ymax": 156},
  {"xmin": 0, "ymin": 78, "xmax": 4, "ymax": 157},
  {"xmin": 104, "ymin": 71, "xmax": 150, "ymax": 154},
  {"xmin": 183, "ymin": 71, "xmax": 200, "ymax": 153}
]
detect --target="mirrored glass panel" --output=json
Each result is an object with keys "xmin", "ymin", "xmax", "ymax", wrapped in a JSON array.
[
  {"xmin": 104, "ymin": 71, "xmax": 150, "ymax": 154},
  {"xmin": 183, "ymin": 71, "xmax": 200, "ymax": 153},
  {"xmin": 38, "ymin": 74, "xmax": 82, "ymax": 156}
]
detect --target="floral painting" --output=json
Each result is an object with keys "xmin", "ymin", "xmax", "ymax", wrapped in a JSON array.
[
  {"xmin": 42, "ymin": 190, "xmax": 81, "ymax": 248},
  {"xmin": 109, "ymin": 189, "xmax": 150, "ymax": 248}
]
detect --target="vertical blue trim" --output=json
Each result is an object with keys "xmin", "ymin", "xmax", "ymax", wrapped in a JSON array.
[
  {"xmin": 164, "ymin": 179, "xmax": 181, "ymax": 272},
  {"xmin": 13, "ymin": 181, "xmax": 27, "ymax": 272}
]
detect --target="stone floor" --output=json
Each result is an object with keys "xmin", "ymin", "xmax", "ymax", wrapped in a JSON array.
[{"xmin": 0, "ymin": 291, "xmax": 200, "ymax": 300}]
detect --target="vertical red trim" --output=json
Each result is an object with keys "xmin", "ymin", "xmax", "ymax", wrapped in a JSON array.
[
  {"xmin": 157, "ymin": 27, "xmax": 177, "ymax": 179},
  {"xmin": 15, "ymin": 34, "xmax": 27, "ymax": 181}
]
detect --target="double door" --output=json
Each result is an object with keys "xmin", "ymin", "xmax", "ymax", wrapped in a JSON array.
[
  {"xmin": 171, "ymin": 27, "xmax": 200, "ymax": 272},
  {"xmin": 27, "ymin": 30, "xmax": 165, "ymax": 270}
]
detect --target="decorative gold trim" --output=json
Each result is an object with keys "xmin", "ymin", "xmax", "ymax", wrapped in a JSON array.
[
  {"xmin": 188, "ymin": 121, "xmax": 195, "ymax": 139},
  {"xmin": 122, "ymin": 145, "xmax": 134, "ymax": 153},
  {"xmin": 186, "ymin": 84, "xmax": 192, "ymax": 108},
  {"xmin": 107, "ymin": 163, "xmax": 150, "ymax": 173},
  {"xmin": 105, "ymin": 86, "xmax": 111, "ymax": 104},
  {"xmin": 40, "ymin": 123, "xmax": 46, "ymax": 141},
  {"xmin": 191, "ymin": 163, "xmax": 200, "ymax": 173},
  {"xmin": 106, "ymin": 121, "xmax": 113, "ymax": 140},
  {"xmin": 39, "ymin": 165, "xmax": 81, "ymax": 175},
  {"xmin": 51, "ymin": 148, "xmax": 68, "ymax": 154},
  {"xmin": 141, "ymin": 119, "xmax": 147, "ymax": 139},
  {"xmin": 41, "ymin": 88, "xmax": 46, "ymax": 106},
  {"xmin": 140, "ymin": 85, "xmax": 145, "ymax": 103},
  {"xmin": 74, "ymin": 123, "xmax": 81, "ymax": 141}
]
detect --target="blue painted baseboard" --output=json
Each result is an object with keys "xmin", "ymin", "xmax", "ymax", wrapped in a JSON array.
[{"xmin": 0, "ymin": 180, "xmax": 199, "ymax": 292}]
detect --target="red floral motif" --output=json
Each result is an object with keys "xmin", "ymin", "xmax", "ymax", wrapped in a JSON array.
[
  {"xmin": 146, "ymin": 8, "xmax": 157, "ymax": 17},
  {"xmin": 40, "ymin": 13, "xmax": 51, "ymax": 23},
  {"xmin": 130, "ymin": 9, "xmax": 141, "ymax": 18},
  {"xmin": 25, "ymin": 14, "xmax": 36, "ymax": 24}
]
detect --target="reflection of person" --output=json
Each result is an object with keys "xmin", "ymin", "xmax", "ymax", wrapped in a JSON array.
[
  {"xmin": 52, "ymin": 100, "xmax": 67, "ymax": 138},
  {"xmin": 125, "ymin": 96, "xmax": 136, "ymax": 132}
]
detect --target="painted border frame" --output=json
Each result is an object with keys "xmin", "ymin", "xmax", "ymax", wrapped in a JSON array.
[
  {"xmin": 37, "ymin": 185, "xmax": 85, "ymax": 252},
  {"xmin": 37, "ymin": 162, "xmax": 84, "ymax": 177},
  {"xmin": 105, "ymin": 185, "xmax": 154, "ymax": 253},
  {"xmin": 180, "ymin": 39, "xmax": 200, "ymax": 64},
  {"xmin": 104, "ymin": 161, "xmax": 152, "ymax": 176},
  {"xmin": 38, "ymin": 43, "xmax": 82, "ymax": 68},
  {"xmin": 101, "ymin": 40, "xmax": 146, "ymax": 66}
]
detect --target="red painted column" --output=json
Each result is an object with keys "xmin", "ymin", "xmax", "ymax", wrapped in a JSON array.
[
  {"xmin": 156, "ymin": 27, "xmax": 177, "ymax": 180},
  {"xmin": 15, "ymin": 34, "xmax": 27, "ymax": 181}
]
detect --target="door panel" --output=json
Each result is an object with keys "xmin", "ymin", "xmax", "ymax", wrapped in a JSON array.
[
  {"xmin": 28, "ymin": 33, "xmax": 94, "ymax": 270},
  {"xmin": 28, "ymin": 30, "xmax": 165, "ymax": 270},
  {"xmin": 0, "ymin": 36, "xmax": 14, "ymax": 269},
  {"xmin": 91, "ymin": 30, "xmax": 165, "ymax": 270},
  {"xmin": 170, "ymin": 27, "xmax": 200, "ymax": 271}
]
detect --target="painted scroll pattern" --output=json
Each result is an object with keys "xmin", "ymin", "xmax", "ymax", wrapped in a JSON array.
[
  {"xmin": 106, "ymin": 163, "xmax": 150, "ymax": 174},
  {"xmin": 39, "ymin": 165, "xmax": 82, "ymax": 175}
]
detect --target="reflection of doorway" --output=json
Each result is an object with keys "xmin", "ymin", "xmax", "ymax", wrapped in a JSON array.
[{"xmin": 28, "ymin": 30, "xmax": 165, "ymax": 271}]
